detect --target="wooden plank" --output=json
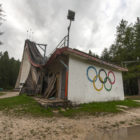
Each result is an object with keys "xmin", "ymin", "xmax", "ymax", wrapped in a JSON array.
[
  {"xmin": 48, "ymin": 88, "xmax": 56, "ymax": 98},
  {"xmin": 44, "ymin": 75, "xmax": 55, "ymax": 96},
  {"xmin": 44, "ymin": 75, "xmax": 56, "ymax": 98},
  {"xmin": 46, "ymin": 78, "xmax": 56, "ymax": 98},
  {"xmin": 56, "ymin": 73, "xmax": 60, "ymax": 98}
]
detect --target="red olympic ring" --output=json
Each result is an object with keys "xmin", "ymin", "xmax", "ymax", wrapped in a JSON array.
[{"xmin": 107, "ymin": 71, "xmax": 115, "ymax": 85}]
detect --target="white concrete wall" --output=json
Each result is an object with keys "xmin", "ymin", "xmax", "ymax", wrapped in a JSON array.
[{"xmin": 68, "ymin": 56, "xmax": 124, "ymax": 104}]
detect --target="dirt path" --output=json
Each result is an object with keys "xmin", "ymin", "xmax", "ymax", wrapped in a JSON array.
[
  {"xmin": 0, "ymin": 92, "xmax": 19, "ymax": 99},
  {"xmin": 0, "ymin": 108, "xmax": 140, "ymax": 140}
]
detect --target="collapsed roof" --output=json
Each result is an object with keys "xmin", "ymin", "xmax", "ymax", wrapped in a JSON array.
[{"xmin": 25, "ymin": 40, "xmax": 45, "ymax": 68}]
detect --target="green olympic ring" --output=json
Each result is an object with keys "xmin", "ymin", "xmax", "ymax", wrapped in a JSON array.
[{"xmin": 104, "ymin": 77, "xmax": 112, "ymax": 91}]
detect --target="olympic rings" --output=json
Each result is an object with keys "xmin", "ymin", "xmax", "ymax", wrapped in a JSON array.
[
  {"xmin": 87, "ymin": 66, "xmax": 98, "ymax": 82},
  {"xmin": 93, "ymin": 75, "xmax": 103, "ymax": 91},
  {"xmin": 99, "ymin": 69, "xmax": 107, "ymax": 84},
  {"xmin": 104, "ymin": 77, "xmax": 112, "ymax": 91},
  {"xmin": 86, "ymin": 66, "xmax": 116, "ymax": 92},
  {"xmin": 108, "ymin": 71, "xmax": 115, "ymax": 85}
]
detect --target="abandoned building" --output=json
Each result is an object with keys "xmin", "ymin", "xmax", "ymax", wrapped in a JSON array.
[{"xmin": 15, "ymin": 39, "xmax": 128, "ymax": 104}]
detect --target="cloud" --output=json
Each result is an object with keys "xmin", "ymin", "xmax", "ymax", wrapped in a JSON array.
[{"xmin": 1, "ymin": 0, "xmax": 140, "ymax": 60}]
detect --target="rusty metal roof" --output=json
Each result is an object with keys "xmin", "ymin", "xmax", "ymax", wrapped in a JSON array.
[{"xmin": 45, "ymin": 47, "xmax": 128, "ymax": 72}]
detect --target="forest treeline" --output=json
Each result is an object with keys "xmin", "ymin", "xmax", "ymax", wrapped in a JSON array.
[
  {"xmin": 90, "ymin": 18, "xmax": 140, "ymax": 95},
  {"xmin": 101, "ymin": 18, "xmax": 140, "ymax": 95},
  {"xmin": 0, "ymin": 51, "xmax": 20, "ymax": 89}
]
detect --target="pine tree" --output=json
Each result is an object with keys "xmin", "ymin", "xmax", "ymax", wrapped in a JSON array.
[
  {"xmin": 133, "ymin": 18, "xmax": 140, "ymax": 95},
  {"xmin": 0, "ymin": 51, "xmax": 20, "ymax": 89},
  {"xmin": 101, "ymin": 18, "xmax": 140, "ymax": 95},
  {"xmin": 101, "ymin": 48, "xmax": 110, "ymax": 61}
]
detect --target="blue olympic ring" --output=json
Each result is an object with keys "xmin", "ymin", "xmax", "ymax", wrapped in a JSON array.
[{"xmin": 87, "ymin": 66, "xmax": 98, "ymax": 82}]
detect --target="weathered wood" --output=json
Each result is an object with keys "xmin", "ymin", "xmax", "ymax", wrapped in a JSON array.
[
  {"xmin": 48, "ymin": 89, "xmax": 56, "ymax": 98},
  {"xmin": 35, "ymin": 71, "xmax": 44, "ymax": 94},
  {"xmin": 44, "ymin": 76, "xmax": 54, "ymax": 95},
  {"xmin": 44, "ymin": 75, "xmax": 56, "ymax": 98},
  {"xmin": 46, "ymin": 78, "xmax": 56, "ymax": 98}
]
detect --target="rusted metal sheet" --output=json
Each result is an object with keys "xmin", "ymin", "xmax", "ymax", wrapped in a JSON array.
[{"xmin": 45, "ymin": 47, "xmax": 128, "ymax": 72}]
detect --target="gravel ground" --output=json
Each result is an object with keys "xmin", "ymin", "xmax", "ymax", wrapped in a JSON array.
[
  {"xmin": 0, "ymin": 92, "xmax": 19, "ymax": 99},
  {"xmin": 0, "ymin": 93, "xmax": 140, "ymax": 140},
  {"xmin": 0, "ymin": 108, "xmax": 140, "ymax": 140}
]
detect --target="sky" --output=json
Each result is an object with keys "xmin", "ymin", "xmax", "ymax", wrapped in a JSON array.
[{"xmin": 0, "ymin": 0, "xmax": 140, "ymax": 60}]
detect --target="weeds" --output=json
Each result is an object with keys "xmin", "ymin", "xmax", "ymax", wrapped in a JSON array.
[
  {"xmin": 60, "ymin": 99, "xmax": 140, "ymax": 117},
  {"xmin": 0, "ymin": 95, "xmax": 53, "ymax": 117}
]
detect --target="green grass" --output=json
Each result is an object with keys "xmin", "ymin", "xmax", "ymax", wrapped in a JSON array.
[
  {"xmin": 0, "ymin": 95, "xmax": 140, "ymax": 117},
  {"xmin": 60, "ymin": 99, "xmax": 140, "ymax": 117},
  {"xmin": 0, "ymin": 95, "xmax": 53, "ymax": 117},
  {"xmin": 0, "ymin": 92, "xmax": 6, "ymax": 96}
]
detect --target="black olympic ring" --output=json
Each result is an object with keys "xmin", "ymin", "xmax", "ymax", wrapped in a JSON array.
[{"xmin": 98, "ymin": 69, "xmax": 107, "ymax": 84}]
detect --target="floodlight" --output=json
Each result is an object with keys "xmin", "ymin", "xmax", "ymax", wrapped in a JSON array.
[{"xmin": 67, "ymin": 10, "xmax": 75, "ymax": 21}]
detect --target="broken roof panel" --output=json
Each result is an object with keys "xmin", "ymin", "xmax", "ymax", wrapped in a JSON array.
[{"xmin": 25, "ymin": 40, "xmax": 45, "ymax": 68}]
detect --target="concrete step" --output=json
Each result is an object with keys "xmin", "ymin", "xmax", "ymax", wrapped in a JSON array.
[{"xmin": 34, "ymin": 97, "xmax": 72, "ymax": 108}]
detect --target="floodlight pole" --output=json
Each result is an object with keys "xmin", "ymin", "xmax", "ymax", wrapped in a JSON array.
[
  {"xmin": 67, "ymin": 20, "xmax": 72, "ymax": 47},
  {"xmin": 67, "ymin": 10, "xmax": 75, "ymax": 48}
]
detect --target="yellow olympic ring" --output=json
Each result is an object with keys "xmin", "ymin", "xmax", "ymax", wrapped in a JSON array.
[{"xmin": 93, "ymin": 75, "xmax": 103, "ymax": 91}]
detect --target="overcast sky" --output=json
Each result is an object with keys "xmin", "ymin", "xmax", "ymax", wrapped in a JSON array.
[{"xmin": 0, "ymin": 0, "xmax": 140, "ymax": 60}]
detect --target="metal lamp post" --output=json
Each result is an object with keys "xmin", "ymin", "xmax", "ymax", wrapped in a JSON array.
[{"xmin": 67, "ymin": 10, "xmax": 75, "ymax": 47}]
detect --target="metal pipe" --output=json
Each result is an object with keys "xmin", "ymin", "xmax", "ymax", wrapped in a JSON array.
[{"xmin": 59, "ymin": 59, "xmax": 68, "ymax": 69}]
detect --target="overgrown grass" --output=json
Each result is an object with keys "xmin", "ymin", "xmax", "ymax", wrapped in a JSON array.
[
  {"xmin": 0, "ymin": 95, "xmax": 53, "ymax": 117},
  {"xmin": 0, "ymin": 95, "xmax": 140, "ymax": 117},
  {"xmin": 60, "ymin": 99, "xmax": 140, "ymax": 117},
  {"xmin": 0, "ymin": 92, "xmax": 6, "ymax": 96}
]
